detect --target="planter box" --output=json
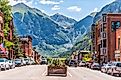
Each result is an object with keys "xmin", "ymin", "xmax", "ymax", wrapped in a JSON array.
[{"xmin": 47, "ymin": 66, "xmax": 67, "ymax": 77}]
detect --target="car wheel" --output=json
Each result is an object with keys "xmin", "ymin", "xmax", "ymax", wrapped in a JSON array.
[
  {"xmin": 119, "ymin": 73, "xmax": 121, "ymax": 77},
  {"xmin": 101, "ymin": 69, "xmax": 103, "ymax": 73}
]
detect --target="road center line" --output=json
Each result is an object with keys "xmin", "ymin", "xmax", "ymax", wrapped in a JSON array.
[
  {"xmin": 42, "ymin": 70, "xmax": 47, "ymax": 76},
  {"xmin": 68, "ymin": 72, "xmax": 72, "ymax": 77}
]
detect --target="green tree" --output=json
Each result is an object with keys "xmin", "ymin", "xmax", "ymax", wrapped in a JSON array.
[
  {"xmin": 0, "ymin": 0, "xmax": 11, "ymax": 37},
  {"xmin": 13, "ymin": 29, "xmax": 24, "ymax": 58}
]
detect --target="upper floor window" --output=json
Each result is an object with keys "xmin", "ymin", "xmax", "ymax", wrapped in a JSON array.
[
  {"xmin": 103, "ymin": 16, "xmax": 106, "ymax": 22},
  {"xmin": 112, "ymin": 21, "xmax": 120, "ymax": 31}
]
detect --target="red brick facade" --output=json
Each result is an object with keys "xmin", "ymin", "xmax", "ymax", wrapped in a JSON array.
[
  {"xmin": 7, "ymin": 19, "xmax": 14, "ymax": 59},
  {"xmin": 92, "ymin": 13, "xmax": 121, "ymax": 63},
  {"xmin": 32, "ymin": 49, "xmax": 41, "ymax": 64},
  {"xmin": 19, "ymin": 36, "xmax": 33, "ymax": 58},
  {"xmin": 0, "ymin": 11, "xmax": 6, "ymax": 58}
]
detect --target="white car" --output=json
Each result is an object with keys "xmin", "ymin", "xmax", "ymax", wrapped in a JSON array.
[
  {"xmin": 90, "ymin": 63, "xmax": 101, "ymax": 70},
  {"xmin": 79, "ymin": 61, "xmax": 86, "ymax": 67},
  {"xmin": 15, "ymin": 59, "xmax": 22, "ymax": 67},
  {"xmin": 101, "ymin": 63, "xmax": 112, "ymax": 73},
  {"xmin": 21, "ymin": 58, "xmax": 26, "ymax": 66},
  {"xmin": 0, "ymin": 58, "xmax": 10, "ymax": 70},
  {"xmin": 107, "ymin": 62, "xmax": 121, "ymax": 76},
  {"xmin": 8, "ymin": 60, "xmax": 15, "ymax": 69},
  {"xmin": 24, "ymin": 58, "xmax": 31, "ymax": 65}
]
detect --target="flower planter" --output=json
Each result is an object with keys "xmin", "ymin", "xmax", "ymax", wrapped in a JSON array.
[{"xmin": 47, "ymin": 65, "xmax": 67, "ymax": 77}]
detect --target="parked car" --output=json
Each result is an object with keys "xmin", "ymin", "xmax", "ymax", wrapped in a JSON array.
[
  {"xmin": 101, "ymin": 63, "xmax": 112, "ymax": 73},
  {"xmin": 0, "ymin": 65, "xmax": 1, "ymax": 71},
  {"xmin": 107, "ymin": 62, "xmax": 121, "ymax": 76},
  {"xmin": 8, "ymin": 60, "xmax": 15, "ymax": 69},
  {"xmin": 40, "ymin": 58, "xmax": 47, "ymax": 65},
  {"xmin": 0, "ymin": 58, "xmax": 10, "ymax": 70},
  {"xmin": 24, "ymin": 58, "xmax": 30, "ymax": 65},
  {"xmin": 86, "ymin": 62, "xmax": 92, "ymax": 68},
  {"xmin": 68, "ymin": 60, "xmax": 78, "ymax": 67},
  {"xmin": 90, "ymin": 63, "xmax": 101, "ymax": 70},
  {"xmin": 20, "ymin": 58, "xmax": 26, "ymax": 66},
  {"xmin": 15, "ymin": 59, "xmax": 22, "ymax": 67},
  {"xmin": 79, "ymin": 61, "xmax": 86, "ymax": 67}
]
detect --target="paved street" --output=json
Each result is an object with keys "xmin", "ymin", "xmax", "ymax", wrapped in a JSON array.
[{"xmin": 0, "ymin": 65, "xmax": 121, "ymax": 80}]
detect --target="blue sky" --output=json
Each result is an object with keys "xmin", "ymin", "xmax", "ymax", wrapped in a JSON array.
[{"xmin": 9, "ymin": 0, "xmax": 115, "ymax": 21}]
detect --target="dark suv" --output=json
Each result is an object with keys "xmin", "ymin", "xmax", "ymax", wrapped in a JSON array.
[{"xmin": 69, "ymin": 60, "xmax": 78, "ymax": 67}]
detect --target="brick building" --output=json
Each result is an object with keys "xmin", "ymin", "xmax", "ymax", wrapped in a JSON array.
[
  {"xmin": 7, "ymin": 19, "xmax": 15, "ymax": 59},
  {"xmin": 92, "ymin": 13, "xmax": 121, "ymax": 64},
  {"xmin": 0, "ymin": 11, "xmax": 6, "ymax": 58},
  {"xmin": 32, "ymin": 49, "xmax": 41, "ymax": 64},
  {"xmin": 19, "ymin": 35, "xmax": 33, "ymax": 58}
]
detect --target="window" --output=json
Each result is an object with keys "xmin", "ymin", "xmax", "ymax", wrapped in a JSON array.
[
  {"xmin": 100, "ymin": 40, "xmax": 102, "ymax": 48},
  {"xmin": 112, "ymin": 21, "xmax": 120, "ymax": 31},
  {"xmin": 103, "ymin": 16, "xmax": 106, "ymax": 22},
  {"xmin": 118, "ymin": 38, "xmax": 120, "ymax": 50},
  {"xmin": 103, "ymin": 39, "xmax": 106, "ymax": 47},
  {"xmin": 103, "ymin": 33, "xmax": 106, "ymax": 38}
]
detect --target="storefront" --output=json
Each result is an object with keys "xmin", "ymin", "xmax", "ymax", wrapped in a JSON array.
[{"xmin": 114, "ymin": 50, "xmax": 120, "ymax": 61}]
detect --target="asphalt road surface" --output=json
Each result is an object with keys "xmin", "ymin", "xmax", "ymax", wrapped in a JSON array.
[{"xmin": 0, "ymin": 65, "xmax": 121, "ymax": 80}]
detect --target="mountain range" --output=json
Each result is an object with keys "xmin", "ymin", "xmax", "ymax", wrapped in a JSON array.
[{"xmin": 12, "ymin": 0, "xmax": 121, "ymax": 56}]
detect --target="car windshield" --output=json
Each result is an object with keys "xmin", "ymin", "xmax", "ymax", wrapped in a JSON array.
[
  {"xmin": 70, "ymin": 60, "xmax": 76, "ymax": 63},
  {"xmin": 24, "ymin": 59, "xmax": 29, "ymax": 61},
  {"xmin": 82, "ymin": 61, "xmax": 85, "ymax": 63},
  {"xmin": 9, "ymin": 61, "xmax": 12, "ymax": 63},
  {"xmin": 0, "ymin": 59, "xmax": 4, "ymax": 62},
  {"xmin": 94, "ymin": 63, "xmax": 99, "ymax": 65},
  {"xmin": 108, "ymin": 64, "xmax": 111, "ymax": 66},
  {"xmin": 116, "ymin": 63, "xmax": 121, "ymax": 67},
  {"xmin": 15, "ymin": 59, "xmax": 21, "ymax": 61}
]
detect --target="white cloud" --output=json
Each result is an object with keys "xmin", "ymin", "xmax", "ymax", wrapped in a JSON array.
[
  {"xmin": 8, "ymin": 0, "xmax": 33, "ymax": 7},
  {"xmin": 93, "ymin": 8, "xmax": 98, "ymax": 12},
  {"xmin": 67, "ymin": 6, "xmax": 81, "ymax": 12},
  {"xmin": 59, "ymin": 0, "xmax": 64, "ymax": 3},
  {"xmin": 40, "ymin": 0, "xmax": 63, "ymax": 5},
  {"xmin": 51, "ymin": 5, "xmax": 60, "ymax": 10},
  {"xmin": 40, "ymin": 0, "xmax": 60, "ymax": 5}
]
